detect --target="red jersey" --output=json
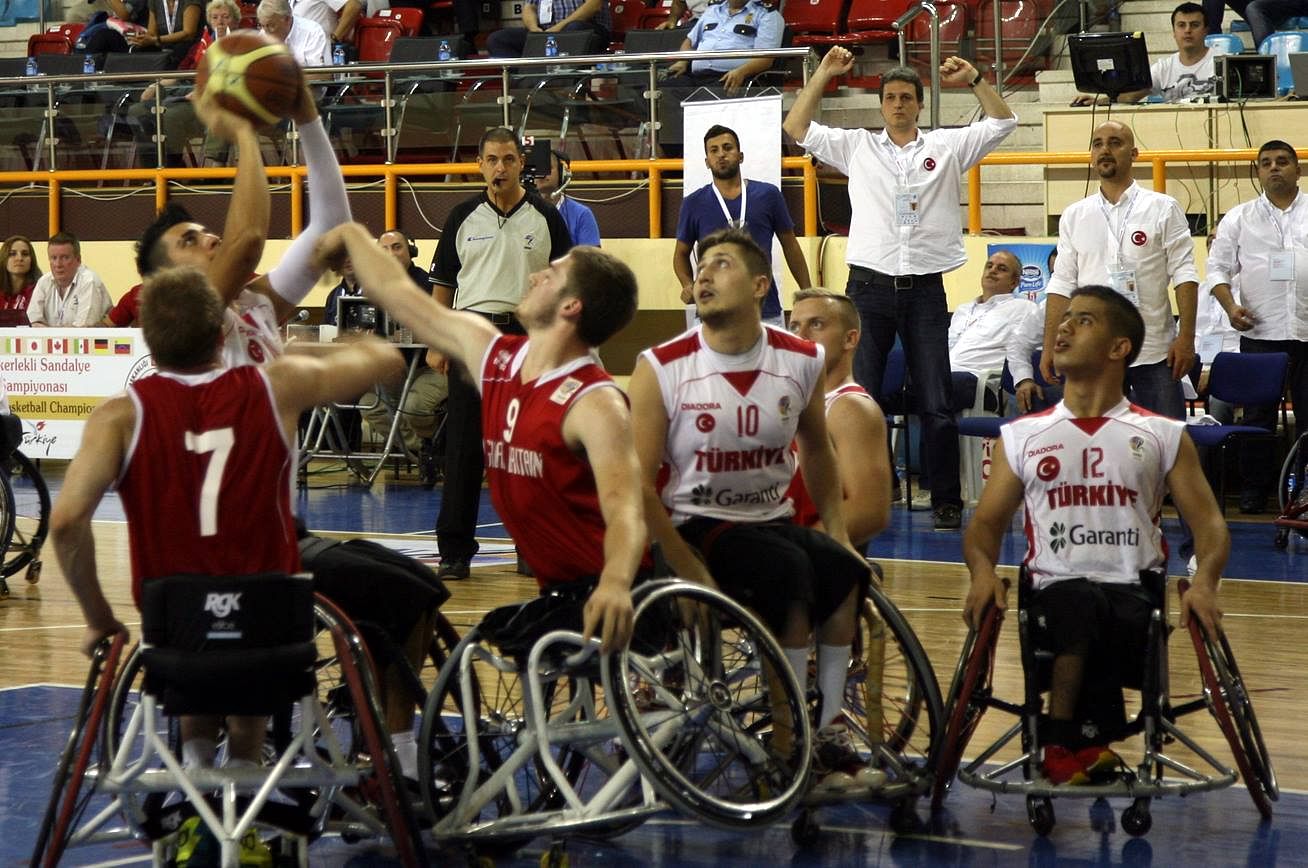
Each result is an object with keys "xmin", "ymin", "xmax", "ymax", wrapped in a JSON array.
[
  {"xmin": 787, "ymin": 382, "xmax": 874, "ymax": 528},
  {"xmin": 117, "ymin": 366, "xmax": 300, "ymax": 604},
  {"xmin": 0, "ymin": 283, "xmax": 34, "ymax": 311},
  {"xmin": 106, "ymin": 284, "xmax": 142, "ymax": 327},
  {"xmin": 479, "ymin": 334, "xmax": 616, "ymax": 588}
]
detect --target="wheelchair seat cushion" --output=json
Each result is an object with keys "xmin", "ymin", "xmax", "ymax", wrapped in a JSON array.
[{"xmin": 143, "ymin": 642, "xmax": 317, "ymax": 715}]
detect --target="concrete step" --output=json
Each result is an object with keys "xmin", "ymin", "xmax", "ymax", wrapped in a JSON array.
[{"xmin": 960, "ymin": 177, "xmax": 1043, "ymax": 204}]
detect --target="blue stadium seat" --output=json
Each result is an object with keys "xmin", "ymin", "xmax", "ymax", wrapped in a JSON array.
[
  {"xmin": 1258, "ymin": 31, "xmax": 1308, "ymax": 94},
  {"xmin": 1204, "ymin": 33, "xmax": 1244, "ymax": 55}
]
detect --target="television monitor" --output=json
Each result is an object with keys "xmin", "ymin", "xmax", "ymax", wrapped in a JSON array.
[{"xmin": 1068, "ymin": 32, "xmax": 1153, "ymax": 101}]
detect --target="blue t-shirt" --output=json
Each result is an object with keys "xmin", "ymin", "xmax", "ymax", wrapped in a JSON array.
[
  {"xmin": 675, "ymin": 178, "xmax": 793, "ymax": 319},
  {"xmin": 559, "ymin": 196, "xmax": 601, "ymax": 247}
]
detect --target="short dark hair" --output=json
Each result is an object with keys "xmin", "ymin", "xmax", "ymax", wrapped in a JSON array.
[
  {"xmin": 792, "ymin": 287, "xmax": 859, "ymax": 333},
  {"xmin": 140, "ymin": 266, "xmax": 224, "ymax": 369},
  {"xmin": 879, "ymin": 66, "xmax": 924, "ymax": 103},
  {"xmin": 1069, "ymin": 285, "xmax": 1146, "ymax": 367},
  {"xmin": 135, "ymin": 204, "xmax": 195, "ymax": 278},
  {"xmin": 48, "ymin": 231, "xmax": 81, "ymax": 259},
  {"xmin": 561, "ymin": 246, "xmax": 638, "ymax": 346},
  {"xmin": 479, "ymin": 127, "xmax": 520, "ymax": 155},
  {"xmin": 698, "ymin": 226, "xmax": 769, "ymax": 279},
  {"xmin": 1257, "ymin": 139, "xmax": 1297, "ymax": 163},
  {"xmin": 703, "ymin": 124, "xmax": 740, "ymax": 150},
  {"xmin": 1171, "ymin": 2, "xmax": 1205, "ymax": 24}
]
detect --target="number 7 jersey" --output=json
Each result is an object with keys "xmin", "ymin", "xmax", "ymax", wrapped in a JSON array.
[{"xmin": 117, "ymin": 366, "xmax": 299, "ymax": 604}]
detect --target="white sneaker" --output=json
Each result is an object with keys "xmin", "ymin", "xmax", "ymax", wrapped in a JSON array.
[
  {"xmin": 1187, "ymin": 555, "xmax": 1198, "ymax": 577},
  {"xmin": 811, "ymin": 719, "xmax": 887, "ymax": 794}
]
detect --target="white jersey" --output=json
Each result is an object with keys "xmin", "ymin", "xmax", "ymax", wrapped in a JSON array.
[
  {"xmin": 221, "ymin": 289, "xmax": 283, "ymax": 369},
  {"xmin": 642, "ymin": 323, "xmax": 824, "ymax": 525},
  {"xmin": 1001, "ymin": 399, "xmax": 1183, "ymax": 590}
]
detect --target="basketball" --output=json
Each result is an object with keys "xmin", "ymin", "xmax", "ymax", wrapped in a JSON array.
[{"xmin": 195, "ymin": 30, "xmax": 302, "ymax": 127}]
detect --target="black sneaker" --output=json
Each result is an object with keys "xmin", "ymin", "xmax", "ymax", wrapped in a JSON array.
[
  {"xmin": 436, "ymin": 558, "xmax": 470, "ymax": 581},
  {"xmin": 933, "ymin": 504, "xmax": 962, "ymax": 530}
]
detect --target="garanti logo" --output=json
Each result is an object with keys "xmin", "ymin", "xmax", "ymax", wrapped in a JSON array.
[
  {"xmin": 690, "ymin": 484, "xmax": 713, "ymax": 507},
  {"xmin": 1049, "ymin": 521, "xmax": 1068, "ymax": 553}
]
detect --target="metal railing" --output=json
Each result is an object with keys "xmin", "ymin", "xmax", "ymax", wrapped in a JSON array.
[{"xmin": 895, "ymin": 1, "xmax": 942, "ymax": 129}]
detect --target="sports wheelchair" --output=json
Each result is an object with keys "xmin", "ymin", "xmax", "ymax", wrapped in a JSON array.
[
  {"xmin": 33, "ymin": 574, "xmax": 428, "ymax": 867},
  {"xmin": 1274, "ymin": 431, "xmax": 1308, "ymax": 549},
  {"xmin": 416, "ymin": 578, "xmax": 814, "ymax": 865},
  {"xmin": 931, "ymin": 571, "xmax": 1277, "ymax": 837},
  {"xmin": 0, "ymin": 413, "xmax": 50, "ymax": 597}
]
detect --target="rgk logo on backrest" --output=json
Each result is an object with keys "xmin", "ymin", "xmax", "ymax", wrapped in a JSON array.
[{"xmin": 203, "ymin": 592, "xmax": 242, "ymax": 618}]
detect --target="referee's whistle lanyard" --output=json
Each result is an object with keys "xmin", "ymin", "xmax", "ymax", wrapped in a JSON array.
[{"xmin": 711, "ymin": 177, "xmax": 746, "ymax": 229}]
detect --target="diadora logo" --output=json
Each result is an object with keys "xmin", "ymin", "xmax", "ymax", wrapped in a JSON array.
[
  {"xmin": 690, "ymin": 484, "xmax": 713, "ymax": 506},
  {"xmin": 203, "ymin": 592, "xmax": 242, "ymax": 618}
]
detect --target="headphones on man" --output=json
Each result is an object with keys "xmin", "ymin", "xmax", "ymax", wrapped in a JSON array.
[{"xmin": 387, "ymin": 229, "xmax": 419, "ymax": 259}]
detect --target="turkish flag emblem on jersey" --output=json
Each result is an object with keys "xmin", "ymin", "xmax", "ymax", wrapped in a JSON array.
[
  {"xmin": 923, "ymin": 157, "xmax": 937, "ymax": 171},
  {"xmin": 1131, "ymin": 230, "xmax": 1148, "ymax": 246}
]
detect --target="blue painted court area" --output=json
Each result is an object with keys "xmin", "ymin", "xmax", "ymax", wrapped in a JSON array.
[{"xmin": 6, "ymin": 683, "xmax": 1301, "ymax": 867}]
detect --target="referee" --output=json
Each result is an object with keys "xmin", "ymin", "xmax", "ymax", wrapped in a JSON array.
[{"xmin": 428, "ymin": 128, "xmax": 572, "ymax": 580}]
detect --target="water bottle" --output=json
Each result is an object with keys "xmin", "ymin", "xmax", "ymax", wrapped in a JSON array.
[
  {"xmin": 332, "ymin": 43, "xmax": 347, "ymax": 66},
  {"xmin": 82, "ymin": 53, "xmax": 95, "ymax": 76},
  {"xmin": 437, "ymin": 38, "xmax": 451, "ymax": 61},
  {"xmin": 1289, "ymin": 470, "xmax": 1298, "ymax": 502},
  {"xmin": 25, "ymin": 56, "xmax": 37, "ymax": 77},
  {"xmin": 544, "ymin": 35, "xmax": 558, "ymax": 58}
]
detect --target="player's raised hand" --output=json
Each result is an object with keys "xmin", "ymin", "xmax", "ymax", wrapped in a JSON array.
[
  {"xmin": 818, "ymin": 47, "xmax": 854, "ymax": 78},
  {"xmin": 939, "ymin": 56, "xmax": 979, "ymax": 86},
  {"xmin": 194, "ymin": 88, "xmax": 255, "ymax": 144},
  {"xmin": 312, "ymin": 223, "xmax": 359, "ymax": 273}
]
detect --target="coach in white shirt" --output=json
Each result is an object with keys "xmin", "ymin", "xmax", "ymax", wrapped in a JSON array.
[
  {"xmin": 1041, "ymin": 120, "xmax": 1199, "ymax": 421},
  {"xmin": 258, "ymin": 0, "xmax": 331, "ymax": 67},
  {"xmin": 949, "ymin": 250, "xmax": 1035, "ymax": 380},
  {"xmin": 1071, "ymin": 2, "xmax": 1216, "ymax": 106},
  {"xmin": 784, "ymin": 47, "xmax": 1016, "ymax": 530},
  {"xmin": 1205, "ymin": 139, "xmax": 1308, "ymax": 511},
  {"xmin": 28, "ymin": 233, "xmax": 112, "ymax": 328}
]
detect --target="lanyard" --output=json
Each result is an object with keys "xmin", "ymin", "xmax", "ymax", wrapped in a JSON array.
[
  {"xmin": 711, "ymin": 178, "xmax": 747, "ymax": 229},
  {"xmin": 1099, "ymin": 185, "xmax": 1138, "ymax": 263},
  {"xmin": 1258, "ymin": 195, "xmax": 1296, "ymax": 250},
  {"xmin": 51, "ymin": 279, "xmax": 76, "ymax": 325},
  {"xmin": 162, "ymin": 0, "xmax": 179, "ymax": 34}
]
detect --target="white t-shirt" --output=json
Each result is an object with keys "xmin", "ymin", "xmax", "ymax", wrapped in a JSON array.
[
  {"xmin": 642, "ymin": 323, "xmax": 823, "ymax": 525},
  {"xmin": 1002, "ymin": 399, "xmax": 1183, "ymax": 589},
  {"xmin": 1150, "ymin": 50, "xmax": 1217, "ymax": 102},
  {"xmin": 221, "ymin": 289, "xmax": 283, "ymax": 369},
  {"xmin": 948, "ymin": 293, "xmax": 1036, "ymax": 376}
]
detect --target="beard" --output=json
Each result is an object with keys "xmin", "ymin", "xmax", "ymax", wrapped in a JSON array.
[{"xmin": 711, "ymin": 163, "xmax": 741, "ymax": 182}]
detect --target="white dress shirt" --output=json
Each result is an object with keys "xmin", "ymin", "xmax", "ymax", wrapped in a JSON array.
[
  {"xmin": 286, "ymin": 13, "xmax": 331, "ymax": 66},
  {"xmin": 1205, "ymin": 190, "xmax": 1308, "ymax": 342},
  {"xmin": 1195, "ymin": 276, "xmax": 1241, "ymax": 361},
  {"xmin": 948, "ymin": 293, "xmax": 1036, "ymax": 376},
  {"xmin": 28, "ymin": 266, "xmax": 112, "ymax": 327},
  {"xmin": 1006, "ymin": 299, "xmax": 1046, "ymax": 385},
  {"xmin": 291, "ymin": 0, "xmax": 348, "ymax": 41},
  {"xmin": 799, "ymin": 115, "xmax": 1017, "ymax": 277},
  {"xmin": 1046, "ymin": 182, "xmax": 1200, "ymax": 366}
]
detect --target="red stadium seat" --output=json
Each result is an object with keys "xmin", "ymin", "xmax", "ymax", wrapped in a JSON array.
[
  {"xmin": 355, "ymin": 16, "xmax": 405, "ymax": 62},
  {"xmin": 27, "ymin": 32, "xmax": 73, "ymax": 56},
  {"xmin": 378, "ymin": 6, "xmax": 424, "ymax": 36},
  {"xmin": 637, "ymin": 1, "xmax": 673, "ymax": 30},
  {"xmin": 46, "ymin": 22, "xmax": 86, "ymax": 43},
  {"xmin": 903, "ymin": 0, "xmax": 967, "ymax": 69},
  {"xmin": 239, "ymin": 1, "xmax": 258, "ymax": 28},
  {"xmin": 974, "ymin": 0, "xmax": 1053, "ymax": 73},
  {"xmin": 784, "ymin": 0, "xmax": 851, "ymax": 45}
]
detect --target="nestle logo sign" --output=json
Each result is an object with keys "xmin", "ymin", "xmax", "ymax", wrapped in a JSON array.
[{"xmin": 202, "ymin": 592, "xmax": 242, "ymax": 618}]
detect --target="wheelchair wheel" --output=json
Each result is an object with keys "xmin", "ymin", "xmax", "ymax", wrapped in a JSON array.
[
  {"xmin": 418, "ymin": 626, "xmax": 588, "ymax": 835},
  {"xmin": 0, "ymin": 451, "xmax": 49, "ymax": 583},
  {"xmin": 930, "ymin": 603, "xmax": 1003, "ymax": 810},
  {"xmin": 845, "ymin": 585, "xmax": 944, "ymax": 778},
  {"xmin": 607, "ymin": 581, "xmax": 812, "ymax": 829},
  {"xmin": 1185, "ymin": 613, "xmax": 1278, "ymax": 819},
  {"xmin": 1277, "ymin": 432, "xmax": 1307, "ymax": 512}
]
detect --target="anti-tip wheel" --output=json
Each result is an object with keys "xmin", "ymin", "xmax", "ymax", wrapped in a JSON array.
[
  {"xmin": 1027, "ymin": 796, "xmax": 1055, "ymax": 837},
  {"xmin": 1121, "ymin": 799, "xmax": 1152, "ymax": 837}
]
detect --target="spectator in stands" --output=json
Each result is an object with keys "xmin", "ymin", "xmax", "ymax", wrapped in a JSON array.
[
  {"xmin": 178, "ymin": 0, "xmax": 239, "ymax": 69},
  {"xmin": 0, "ymin": 236, "xmax": 40, "ymax": 312},
  {"xmin": 486, "ymin": 0, "xmax": 611, "ymax": 58},
  {"xmin": 1204, "ymin": 138, "xmax": 1308, "ymax": 513},
  {"xmin": 127, "ymin": 0, "xmax": 205, "ymax": 70},
  {"xmin": 947, "ymin": 250, "xmax": 1035, "ymax": 406},
  {"xmin": 783, "ymin": 48, "xmax": 1017, "ymax": 530},
  {"xmin": 1204, "ymin": 0, "xmax": 1308, "ymax": 49},
  {"xmin": 79, "ymin": 0, "xmax": 151, "ymax": 55},
  {"xmin": 259, "ymin": 0, "xmax": 332, "ymax": 67},
  {"xmin": 658, "ymin": 0, "xmax": 709, "ymax": 29},
  {"xmin": 322, "ymin": 256, "xmax": 362, "ymax": 326},
  {"xmin": 1073, "ymin": 3, "xmax": 1217, "ymax": 106},
  {"xmin": 291, "ymin": 0, "xmax": 364, "ymax": 45},
  {"xmin": 535, "ymin": 150, "xmax": 600, "ymax": 246},
  {"xmin": 28, "ymin": 233, "xmax": 113, "ymax": 328},
  {"xmin": 661, "ymin": 0, "xmax": 783, "ymax": 93},
  {"xmin": 379, "ymin": 230, "xmax": 430, "ymax": 287},
  {"xmin": 673, "ymin": 124, "xmax": 809, "ymax": 326}
]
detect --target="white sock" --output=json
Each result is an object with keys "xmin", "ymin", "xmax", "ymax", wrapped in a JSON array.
[
  {"xmin": 817, "ymin": 644, "xmax": 852, "ymax": 729},
  {"xmin": 783, "ymin": 646, "xmax": 809, "ymax": 698},
  {"xmin": 182, "ymin": 737, "xmax": 217, "ymax": 769},
  {"xmin": 392, "ymin": 730, "xmax": 418, "ymax": 780}
]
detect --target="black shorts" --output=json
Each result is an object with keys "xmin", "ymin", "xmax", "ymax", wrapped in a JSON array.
[{"xmin": 676, "ymin": 517, "xmax": 868, "ymax": 636}]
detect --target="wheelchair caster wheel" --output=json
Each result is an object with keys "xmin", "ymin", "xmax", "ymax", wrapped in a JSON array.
[
  {"xmin": 540, "ymin": 842, "xmax": 568, "ymax": 868},
  {"xmin": 791, "ymin": 810, "xmax": 820, "ymax": 847},
  {"xmin": 1027, "ymin": 796, "xmax": 1055, "ymax": 836},
  {"xmin": 25, "ymin": 559, "xmax": 41, "ymax": 584},
  {"xmin": 1121, "ymin": 799, "xmax": 1152, "ymax": 837}
]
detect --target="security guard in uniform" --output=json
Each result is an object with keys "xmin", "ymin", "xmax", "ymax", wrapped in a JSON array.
[{"xmin": 663, "ymin": 0, "xmax": 784, "ymax": 93}]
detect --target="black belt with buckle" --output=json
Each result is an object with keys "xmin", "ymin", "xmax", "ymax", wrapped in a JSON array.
[
  {"xmin": 849, "ymin": 266, "xmax": 941, "ymax": 290},
  {"xmin": 471, "ymin": 310, "xmax": 517, "ymax": 326}
]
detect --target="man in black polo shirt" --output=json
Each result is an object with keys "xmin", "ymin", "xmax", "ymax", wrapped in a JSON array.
[{"xmin": 428, "ymin": 127, "xmax": 572, "ymax": 579}]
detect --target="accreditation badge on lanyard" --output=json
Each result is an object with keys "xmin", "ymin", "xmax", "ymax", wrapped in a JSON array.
[
  {"xmin": 1103, "ymin": 189, "xmax": 1140, "ymax": 306},
  {"xmin": 895, "ymin": 188, "xmax": 920, "ymax": 226},
  {"xmin": 712, "ymin": 178, "xmax": 747, "ymax": 230}
]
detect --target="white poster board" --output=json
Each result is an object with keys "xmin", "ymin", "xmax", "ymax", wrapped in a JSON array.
[
  {"xmin": 0, "ymin": 328, "xmax": 154, "ymax": 459},
  {"xmin": 681, "ymin": 95, "xmax": 786, "ymax": 325}
]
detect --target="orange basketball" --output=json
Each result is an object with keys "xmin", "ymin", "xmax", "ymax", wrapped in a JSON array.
[{"xmin": 195, "ymin": 30, "xmax": 303, "ymax": 127}]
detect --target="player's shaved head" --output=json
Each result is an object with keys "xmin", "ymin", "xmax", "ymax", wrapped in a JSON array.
[
  {"xmin": 141, "ymin": 266, "xmax": 224, "ymax": 370},
  {"xmin": 1092, "ymin": 120, "xmax": 1134, "ymax": 149}
]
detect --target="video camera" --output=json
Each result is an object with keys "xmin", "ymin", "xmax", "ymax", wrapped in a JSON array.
[{"xmin": 520, "ymin": 136, "xmax": 553, "ymax": 192}]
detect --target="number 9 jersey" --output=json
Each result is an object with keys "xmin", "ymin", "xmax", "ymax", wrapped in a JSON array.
[{"xmin": 641, "ymin": 324, "xmax": 823, "ymax": 526}]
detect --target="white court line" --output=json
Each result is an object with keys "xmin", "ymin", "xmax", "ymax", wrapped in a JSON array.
[
  {"xmin": 893, "ymin": 606, "xmax": 1308, "ymax": 620},
  {"xmin": 72, "ymin": 856, "xmax": 150, "ymax": 867},
  {"xmin": 0, "ymin": 621, "xmax": 140, "ymax": 634}
]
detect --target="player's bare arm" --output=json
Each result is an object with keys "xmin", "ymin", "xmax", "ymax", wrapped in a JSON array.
[
  {"xmin": 826, "ymin": 395, "xmax": 891, "ymax": 547},
  {"xmin": 318, "ymin": 223, "xmax": 499, "ymax": 372},
  {"xmin": 628, "ymin": 358, "xmax": 715, "ymax": 587},
  {"xmin": 1166, "ymin": 434, "xmax": 1228, "ymax": 635},
  {"xmin": 50, "ymin": 396, "xmax": 134, "ymax": 656},
  {"xmin": 564, "ymin": 386, "xmax": 644, "ymax": 652},
  {"xmin": 194, "ymin": 91, "xmax": 270, "ymax": 306},
  {"xmin": 793, "ymin": 383, "xmax": 856, "ymax": 556},
  {"xmin": 961, "ymin": 434, "xmax": 1024, "ymax": 628},
  {"xmin": 264, "ymin": 335, "xmax": 406, "ymax": 434}
]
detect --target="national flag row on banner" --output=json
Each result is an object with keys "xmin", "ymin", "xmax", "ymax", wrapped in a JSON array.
[{"xmin": 4, "ymin": 337, "xmax": 134, "ymax": 356}]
